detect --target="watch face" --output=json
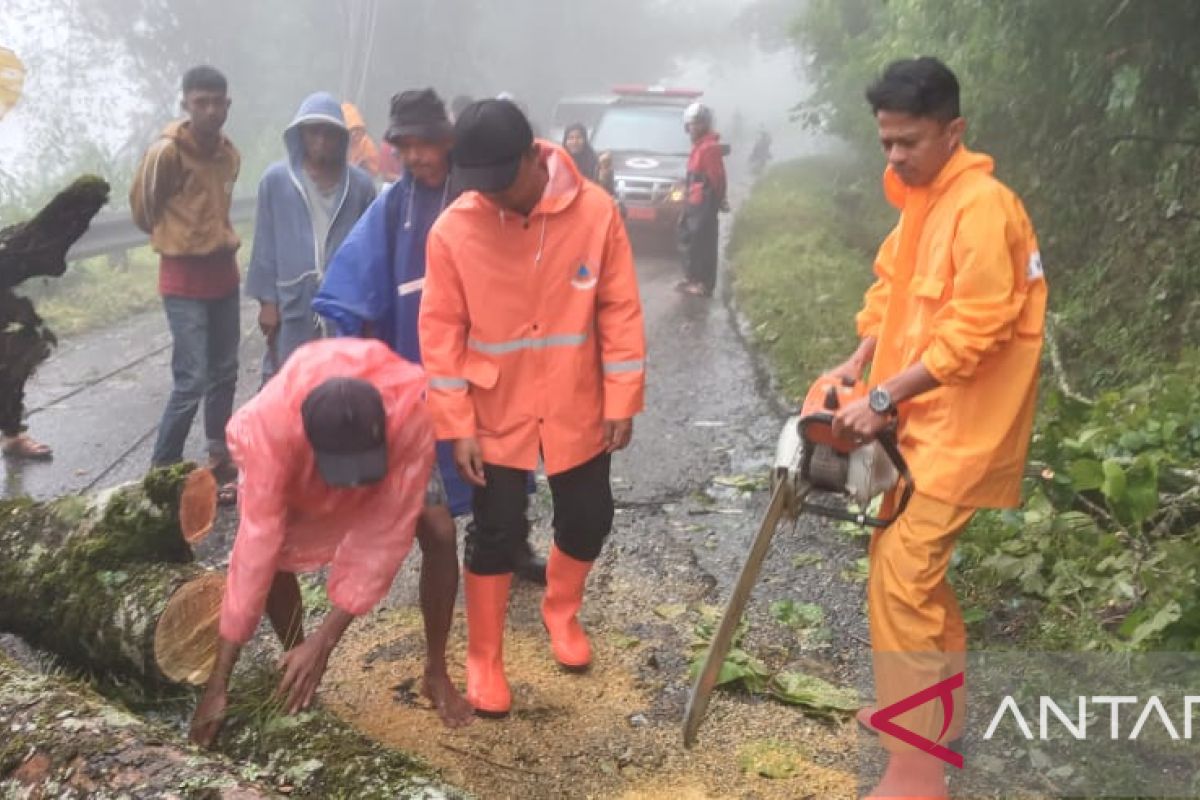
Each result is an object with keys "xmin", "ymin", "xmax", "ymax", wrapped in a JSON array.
[{"xmin": 869, "ymin": 388, "xmax": 891, "ymax": 413}]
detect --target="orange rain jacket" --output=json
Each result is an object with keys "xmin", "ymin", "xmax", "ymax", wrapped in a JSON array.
[
  {"xmin": 218, "ymin": 338, "xmax": 434, "ymax": 644},
  {"xmin": 419, "ymin": 142, "xmax": 646, "ymax": 476},
  {"xmin": 857, "ymin": 147, "xmax": 1047, "ymax": 509},
  {"xmin": 341, "ymin": 102, "xmax": 381, "ymax": 177}
]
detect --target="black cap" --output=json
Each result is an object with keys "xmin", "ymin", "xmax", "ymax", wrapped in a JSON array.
[
  {"xmin": 451, "ymin": 99, "xmax": 533, "ymax": 193},
  {"xmin": 385, "ymin": 88, "xmax": 453, "ymax": 144},
  {"xmin": 301, "ymin": 377, "xmax": 388, "ymax": 487}
]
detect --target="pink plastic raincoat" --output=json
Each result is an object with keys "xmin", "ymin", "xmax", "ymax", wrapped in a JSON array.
[{"xmin": 218, "ymin": 338, "xmax": 434, "ymax": 643}]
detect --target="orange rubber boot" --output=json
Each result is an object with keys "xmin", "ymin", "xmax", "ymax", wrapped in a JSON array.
[
  {"xmin": 464, "ymin": 571, "xmax": 512, "ymax": 717},
  {"xmin": 541, "ymin": 544, "xmax": 593, "ymax": 670}
]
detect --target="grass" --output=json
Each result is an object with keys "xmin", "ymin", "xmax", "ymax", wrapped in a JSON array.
[
  {"xmin": 20, "ymin": 221, "xmax": 254, "ymax": 339},
  {"xmin": 728, "ymin": 157, "xmax": 892, "ymax": 400},
  {"xmin": 21, "ymin": 246, "xmax": 161, "ymax": 338}
]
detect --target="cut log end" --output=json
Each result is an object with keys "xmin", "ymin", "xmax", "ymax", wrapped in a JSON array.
[
  {"xmin": 179, "ymin": 467, "xmax": 217, "ymax": 544},
  {"xmin": 154, "ymin": 572, "xmax": 225, "ymax": 685}
]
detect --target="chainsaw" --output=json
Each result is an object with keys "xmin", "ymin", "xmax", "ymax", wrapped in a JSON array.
[{"xmin": 682, "ymin": 375, "xmax": 914, "ymax": 747}]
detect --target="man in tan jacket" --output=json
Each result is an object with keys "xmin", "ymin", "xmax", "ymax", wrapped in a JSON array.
[{"xmin": 131, "ymin": 65, "xmax": 241, "ymax": 501}]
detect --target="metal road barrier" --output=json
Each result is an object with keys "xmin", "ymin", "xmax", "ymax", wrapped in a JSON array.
[{"xmin": 66, "ymin": 195, "xmax": 257, "ymax": 261}]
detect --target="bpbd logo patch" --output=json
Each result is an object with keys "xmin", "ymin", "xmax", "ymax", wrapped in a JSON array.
[{"xmin": 571, "ymin": 262, "xmax": 598, "ymax": 290}]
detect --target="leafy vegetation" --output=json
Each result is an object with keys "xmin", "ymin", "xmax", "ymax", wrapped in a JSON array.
[
  {"xmin": 957, "ymin": 355, "xmax": 1200, "ymax": 651},
  {"xmin": 688, "ymin": 606, "xmax": 858, "ymax": 715}
]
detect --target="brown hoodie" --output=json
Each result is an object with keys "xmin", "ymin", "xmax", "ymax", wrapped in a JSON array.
[{"xmin": 130, "ymin": 120, "xmax": 241, "ymax": 257}]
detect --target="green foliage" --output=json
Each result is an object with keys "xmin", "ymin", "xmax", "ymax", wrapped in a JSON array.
[
  {"xmin": 770, "ymin": 599, "xmax": 825, "ymax": 631},
  {"xmin": 24, "ymin": 248, "xmax": 161, "ymax": 337},
  {"xmin": 792, "ymin": 0, "xmax": 1200, "ymax": 391},
  {"xmin": 737, "ymin": 739, "xmax": 808, "ymax": 779},
  {"xmin": 298, "ymin": 573, "xmax": 332, "ymax": 616},
  {"xmin": 957, "ymin": 355, "xmax": 1200, "ymax": 651},
  {"xmin": 688, "ymin": 607, "xmax": 857, "ymax": 715}
]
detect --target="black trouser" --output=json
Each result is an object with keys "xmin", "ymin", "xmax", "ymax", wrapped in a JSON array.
[
  {"xmin": 467, "ymin": 452, "xmax": 614, "ymax": 575},
  {"xmin": 681, "ymin": 207, "xmax": 719, "ymax": 293},
  {"xmin": 0, "ymin": 292, "xmax": 55, "ymax": 437}
]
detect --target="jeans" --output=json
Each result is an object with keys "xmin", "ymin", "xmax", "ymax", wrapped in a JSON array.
[{"xmin": 151, "ymin": 292, "xmax": 240, "ymax": 467}]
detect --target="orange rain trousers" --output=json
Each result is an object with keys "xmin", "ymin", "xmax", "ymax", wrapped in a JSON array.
[{"xmin": 869, "ymin": 492, "xmax": 975, "ymax": 754}]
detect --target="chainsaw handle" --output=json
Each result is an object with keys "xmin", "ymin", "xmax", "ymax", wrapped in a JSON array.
[{"xmin": 872, "ymin": 427, "xmax": 915, "ymax": 527}]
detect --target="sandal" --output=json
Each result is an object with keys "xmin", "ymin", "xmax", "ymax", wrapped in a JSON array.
[
  {"xmin": 1, "ymin": 434, "xmax": 53, "ymax": 460},
  {"xmin": 217, "ymin": 481, "xmax": 238, "ymax": 506}
]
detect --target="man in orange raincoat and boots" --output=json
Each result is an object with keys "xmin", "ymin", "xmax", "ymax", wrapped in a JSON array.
[
  {"xmin": 420, "ymin": 99, "xmax": 646, "ymax": 717},
  {"xmin": 828, "ymin": 58, "xmax": 1046, "ymax": 799}
]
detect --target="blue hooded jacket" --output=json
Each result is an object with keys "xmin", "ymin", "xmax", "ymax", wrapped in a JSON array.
[
  {"xmin": 313, "ymin": 171, "xmax": 474, "ymax": 515},
  {"xmin": 245, "ymin": 92, "xmax": 376, "ymax": 378}
]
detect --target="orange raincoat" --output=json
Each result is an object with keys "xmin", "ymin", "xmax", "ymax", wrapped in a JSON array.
[
  {"xmin": 419, "ymin": 142, "xmax": 646, "ymax": 476},
  {"xmin": 218, "ymin": 338, "xmax": 434, "ymax": 643},
  {"xmin": 857, "ymin": 147, "xmax": 1046, "ymax": 509},
  {"xmin": 341, "ymin": 102, "xmax": 381, "ymax": 177}
]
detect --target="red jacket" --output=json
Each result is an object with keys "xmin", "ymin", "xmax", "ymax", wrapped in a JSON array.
[{"xmin": 686, "ymin": 132, "xmax": 726, "ymax": 208}]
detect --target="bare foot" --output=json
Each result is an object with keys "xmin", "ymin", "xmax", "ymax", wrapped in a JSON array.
[{"xmin": 421, "ymin": 670, "xmax": 475, "ymax": 729}]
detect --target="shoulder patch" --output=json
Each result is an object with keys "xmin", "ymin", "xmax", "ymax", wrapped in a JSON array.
[{"xmin": 1026, "ymin": 251, "xmax": 1044, "ymax": 282}]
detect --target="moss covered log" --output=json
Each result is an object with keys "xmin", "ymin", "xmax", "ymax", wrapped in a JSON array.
[
  {"xmin": 0, "ymin": 465, "xmax": 220, "ymax": 686},
  {"xmin": 0, "ymin": 654, "xmax": 275, "ymax": 799},
  {"xmin": 0, "ymin": 655, "xmax": 464, "ymax": 799},
  {"xmin": 205, "ymin": 667, "xmax": 468, "ymax": 799}
]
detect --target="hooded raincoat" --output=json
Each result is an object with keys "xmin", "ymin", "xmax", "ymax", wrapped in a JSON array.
[
  {"xmin": 857, "ymin": 147, "xmax": 1047, "ymax": 509},
  {"xmin": 245, "ymin": 92, "xmax": 376, "ymax": 380},
  {"xmin": 420, "ymin": 142, "xmax": 646, "ymax": 476},
  {"xmin": 313, "ymin": 171, "xmax": 473, "ymax": 514},
  {"xmin": 218, "ymin": 338, "xmax": 434, "ymax": 644}
]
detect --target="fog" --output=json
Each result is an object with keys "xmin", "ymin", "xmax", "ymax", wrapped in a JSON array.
[{"xmin": 1, "ymin": 0, "xmax": 820, "ymax": 208}]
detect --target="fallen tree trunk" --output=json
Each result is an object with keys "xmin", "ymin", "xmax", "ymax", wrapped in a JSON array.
[
  {"xmin": 0, "ymin": 653, "xmax": 275, "ymax": 799},
  {"xmin": 0, "ymin": 465, "xmax": 223, "ymax": 687}
]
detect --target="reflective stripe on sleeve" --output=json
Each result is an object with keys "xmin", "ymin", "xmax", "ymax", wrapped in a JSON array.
[{"xmin": 603, "ymin": 359, "xmax": 644, "ymax": 374}]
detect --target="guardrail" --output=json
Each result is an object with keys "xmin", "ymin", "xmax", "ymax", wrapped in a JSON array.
[{"xmin": 66, "ymin": 195, "xmax": 257, "ymax": 261}]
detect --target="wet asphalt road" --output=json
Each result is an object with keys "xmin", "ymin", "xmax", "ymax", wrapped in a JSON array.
[{"xmin": 2, "ymin": 301, "xmax": 266, "ymax": 501}]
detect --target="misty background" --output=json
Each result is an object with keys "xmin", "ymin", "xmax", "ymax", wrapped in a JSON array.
[{"xmin": 0, "ymin": 0, "xmax": 816, "ymax": 212}]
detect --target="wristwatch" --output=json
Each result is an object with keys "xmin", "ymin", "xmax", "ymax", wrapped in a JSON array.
[{"xmin": 868, "ymin": 386, "xmax": 897, "ymax": 417}]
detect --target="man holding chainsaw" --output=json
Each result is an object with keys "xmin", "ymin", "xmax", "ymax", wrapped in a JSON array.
[{"xmin": 829, "ymin": 57, "xmax": 1046, "ymax": 799}]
